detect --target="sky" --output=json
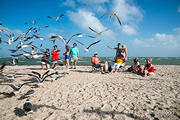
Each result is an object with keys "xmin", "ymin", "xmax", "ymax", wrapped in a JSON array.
[{"xmin": 0, "ymin": 0, "xmax": 180, "ymax": 57}]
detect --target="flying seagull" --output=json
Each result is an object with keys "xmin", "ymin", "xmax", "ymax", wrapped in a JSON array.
[
  {"xmin": 66, "ymin": 33, "xmax": 96, "ymax": 44},
  {"xmin": 100, "ymin": 13, "xmax": 122, "ymax": 26},
  {"xmin": 25, "ymin": 20, "xmax": 36, "ymax": 25},
  {"xmin": 0, "ymin": 82, "xmax": 29, "ymax": 94},
  {"xmin": 48, "ymin": 35, "xmax": 66, "ymax": 44},
  {"xmin": 48, "ymin": 14, "xmax": 64, "ymax": 22},
  {"xmin": 88, "ymin": 27, "xmax": 109, "ymax": 36},
  {"xmin": 27, "ymin": 70, "xmax": 57, "ymax": 85},
  {"xmin": 76, "ymin": 40, "xmax": 101, "ymax": 52}
]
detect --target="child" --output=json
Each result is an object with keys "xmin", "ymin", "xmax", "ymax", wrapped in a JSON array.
[
  {"xmin": 128, "ymin": 58, "xmax": 139, "ymax": 72},
  {"xmin": 41, "ymin": 49, "xmax": 50, "ymax": 70},
  {"xmin": 143, "ymin": 58, "xmax": 154, "ymax": 77},
  {"xmin": 63, "ymin": 45, "xmax": 70, "ymax": 70},
  {"xmin": 111, "ymin": 53, "xmax": 125, "ymax": 73},
  {"xmin": 137, "ymin": 65, "xmax": 143, "ymax": 74}
]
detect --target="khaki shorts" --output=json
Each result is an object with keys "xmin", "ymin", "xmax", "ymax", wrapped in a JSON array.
[{"xmin": 71, "ymin": 57, "xmax": 78, "ymax": 62}]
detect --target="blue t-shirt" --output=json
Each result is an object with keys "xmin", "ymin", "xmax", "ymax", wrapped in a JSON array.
[{"xmin": 70, "ymin": 47, "xmax": 79, "ymax": 58}]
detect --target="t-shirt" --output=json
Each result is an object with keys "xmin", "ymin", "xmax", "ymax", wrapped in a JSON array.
[
  {"xmin": 116, "ymin": 48, "xmax": 121, "ymax": 56},
  {"xmin": 42, "ymin": 51, "xmax": 50, "ymax": 60},
  {"xmin": 91, "ymin": 56, "xmax": 100, "ymax": 65},
  {"xmin": 52, "ymin": 49, "xmax": 59, "ymax": 61},
  {"xmin": 70, "ymin": 47, "xmax": 79, "ymax": 58},
  {"xmin": 116, "ymin": 57, "xmax": 125, "ymax": 64},
  {"xmin": 131, "ymin": 62, "xmax": 139, "ymax": 70}
]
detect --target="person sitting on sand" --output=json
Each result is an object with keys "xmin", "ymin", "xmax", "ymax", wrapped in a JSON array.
[
  {"xmin": 111, "ymin": 53, "xmax": 125, "ymax": 73},
  {"xmin": 137, "ymin": 65, "xmax": 143, "ymax": 74},
  {"xmin": 70, "ymin": 43, "xmax": 79, "ymax": 69},
  {"xmin": 91, "ymin": 52, "xmax": 108, "ymax": 74},
  {"xmin": 108, "ymin": 43, "xmax": 121, "ymax": 60},
  {"xmin": 63, "ymin": 45, "xmax": 70, "ymax": 70},
  {"xmin": 143, "ymin": 58, "xmax": 154, "ymax": 77},
  {"xmin": 51, "ymin": 45, "xmax": 60, "ymax": 69},
  {"xmin": 128, "ymin": 58, "xmax": 139, "ymax": 73},
  {"xmin": 41, "ymin": 49, "xmax": 50, "ymax": 70}
]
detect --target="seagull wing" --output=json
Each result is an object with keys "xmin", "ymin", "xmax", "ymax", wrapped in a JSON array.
[
  {"xmin": 48, "ymin": 16, "xmax": 57, "ymax": 21},
  {"xmin": 75, "ymin": 40, "xmax": 85, "ymax": 46},
  {"xmin": 28, "ymin": 73, "xmax": 41, "ymax": 83},
  {"xmin": 56, "ymin": 14, "xmax": 64, "ymax": 20},
  {"xmin": 0, "ymin": 84, "xmax": 17, "ymax": 91},
  {"xmin": 67, "ymin": 33, "xmax": 82, "ymax": 44},
  {"xmin": 42, "ymin": 70, "xmax": 50, "ymax": 79},
  {"xmin": 87, "ymin": 40, "xmax": 101, "ymax": 49},
  {"xmin": 31, "ymin": 71, "xmax": 41, "ymax": 78},
  {"xmin": 88, "ymin": 27, "xmax": 100, "ymax": 35},
  {"xmin": 114, "ymin": 14, "xmax": 122, "ymax": 26},
  {"xmin": 0, "ymin": 63, "xmax": 6, "ymax": 70}
]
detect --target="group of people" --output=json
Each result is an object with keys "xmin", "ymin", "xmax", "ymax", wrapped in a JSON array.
[
  {"xmin": 41, "ymin": 43, "xmax": 79, "ymax": 70},
  {"xmin": 91, "ymin": 43, "xmax": 154, "ymax": 77},
  {"xmin": 40, "ymin": 42, "xmax": 154, "ymax": 77}
]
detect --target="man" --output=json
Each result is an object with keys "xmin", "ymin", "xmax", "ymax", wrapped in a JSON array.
[
  {"xmin": 41, "ymin": 49, "xmax": 50, "ymax": 70},
  {"xmin": 70, "ymin": 43, "xmax": 79, "ymax": 69},
  {"xmin": 91, "ymin": 52, "xmax": 108, "ymax": 74},
  {"xmin": 107, "ymin": 43, "xmax": 121, "ymax": 59}
]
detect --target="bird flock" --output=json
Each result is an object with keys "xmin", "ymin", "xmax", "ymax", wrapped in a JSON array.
[{"xmin": 0, "ymin": 12, "xmax": 122, "ymax": 112}]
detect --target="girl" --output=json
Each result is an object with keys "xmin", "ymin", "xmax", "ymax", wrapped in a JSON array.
[
  {"xmin": 63, "ymin": 45, "xmax": 70, "ymax": 69},
  {"xmin": 121, "ymin": 45, "xmax": 127, "ymax": 61},
  {"xmin": 143, "ymin": 58, "xmax": 154, "ymax": 77},
  {"xmin": 51, "ymin": 45, "xmax": 60, "ymax": 69}
]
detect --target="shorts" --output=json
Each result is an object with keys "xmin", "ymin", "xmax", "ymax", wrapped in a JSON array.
[
  {"xmin": 112, "ymin": 63, "xmax": 123, "ymax": 69},
  {"xmin": 41, "ymin": 59, "xmax": 48, "ymax": 64},
  {"xmin": 65, "ymin": 55, "xmax": 69, "ymax": 59},
  {"xmin": 71, "ymin": 57, "xmax": 78, "ymax": 62},
  {"xmin": 52, "ymin": 60, "xmax": 58, "ymax": 64}
]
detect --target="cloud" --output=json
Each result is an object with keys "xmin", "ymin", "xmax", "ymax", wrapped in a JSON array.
[
  {"xmin": 67, "ymin": 9, "xmax": 116, "ymax": 42},
  {"xmin": 132, "ymin": 28, "xmax": 180, "ymax": 48},
  {"xmin": 121, "ymin": 25, "xmax": 137, "ymax": 35},
  {"xmin": 112, "ymin": 0, "xmax": 143, "ymax": 23},
  {"xmin": 111, "ymin": 0, "xmax": 143, "ymax": 35},
  {"xmin": 62, "ymin": 0, "xmax": 75, "ymax": 7}
]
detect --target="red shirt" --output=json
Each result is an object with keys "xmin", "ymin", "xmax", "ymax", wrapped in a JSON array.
[
  {"xmin": 52, "ymin": 49, "xmax": 59, "ymax": 61},
  {"xmin": 145, "ymin": 63, "xmax": 154, "ymax": 72},
  {"xmin": 91, "ymin": 56, "xmax": 100, "ymax": 65}
]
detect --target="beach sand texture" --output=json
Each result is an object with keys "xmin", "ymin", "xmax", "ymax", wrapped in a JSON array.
[{"xmin": 0, "ymin": 65, "xmax": 180, "ymax": 120}]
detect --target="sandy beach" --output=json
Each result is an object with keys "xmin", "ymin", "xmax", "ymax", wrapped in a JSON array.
[{"xmin": 0, "ymin": 65, "xmax": 180, "ymax": 120}]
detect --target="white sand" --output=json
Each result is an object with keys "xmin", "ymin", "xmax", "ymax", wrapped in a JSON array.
[{"xmin": 0, "ymin": 65, "xmax": 180, "ymax": 120}]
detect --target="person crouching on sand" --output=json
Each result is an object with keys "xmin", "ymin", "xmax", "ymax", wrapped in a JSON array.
[
  {"xmin": 143, "ymin": 58, "xmax": 154, "ymax": 77},
  {"xmin": 63, "ymin": 45, "xmax": 70, "ymax": 70},
  {"xmin": 51, "ymin": 45, "xmax": 60, "ymax": 69}
]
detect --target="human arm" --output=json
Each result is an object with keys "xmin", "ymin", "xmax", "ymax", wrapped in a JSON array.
[{"xmin": 107, "ymin": 46, "xmax": 117, "ymax": 50}]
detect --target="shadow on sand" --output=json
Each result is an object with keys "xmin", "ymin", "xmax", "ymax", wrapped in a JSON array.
[{"xmin": 83, "ymin": 108, "xmax": 148, "ymax": 120}]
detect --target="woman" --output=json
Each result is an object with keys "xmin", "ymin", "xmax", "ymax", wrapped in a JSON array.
[
  {"xmin": 63, "ymin": 45, "xmax": 70, "ymax": 70},
  {"xmin": 121, "ymin": 45, "xmax": 127, "ymax": 61},
  {"xmin": 51, "ymin": 45, "xmax": 60, "ymax": 69},
  {"xmin": 143, "ymin": 58, "xmax": 154, "ymax": 77}
]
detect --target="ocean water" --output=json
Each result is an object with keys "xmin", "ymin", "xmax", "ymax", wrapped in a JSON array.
[{"xmin": 0, "ymin": 57, "xmax": 180, "ymax": 66}]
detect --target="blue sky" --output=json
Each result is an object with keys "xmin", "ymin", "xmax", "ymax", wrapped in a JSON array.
[{"xmin": 0, "ymin": 0, "xmax": 180, "ymax": 57}]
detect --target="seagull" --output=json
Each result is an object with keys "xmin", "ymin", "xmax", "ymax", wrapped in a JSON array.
[
  {"xmin": 76, "ymin": 40, "xmax": 101, "ymax": 52},
  {"xmin": 88, "ymin": 27, "xmax": 109, "ymax": 35},
  {"xmin": 50, "ymin": 72, "xmax": 68, "ymax": 80},
  {"xmin": 23, "ymin": 100, "xmax": 33, "ymax": 112},
  {"xmin": 48, "ymin": 35, "xmax": 66, "ymax": 44},
  {"xmin": 0, "ymin": 63, "xmax": 6, "ymax": 75},
  {"xmin": 100, "ymin": 13, "xmax": 122, "ymax": 26},
  {"xmin": 33, "ymin": 35, "xmax": 46, "ymax": 40},
  {"xmin": 28, "ymin": 70, "xmax": 52, "ymax": 85},
  {"xmin": 48, "ymin": 14, "xmax": 64, "ymax": 22},
  {"xmin": 9, "ymin": 42, "xmax": 33, "ymax": 53},
  {"xmin": 66, "ymin": 33, "xmax": 96, "ymax": 44},
  {"xmin": 0, "ymin": 82, "xmax": 29, "ymax": 94}
]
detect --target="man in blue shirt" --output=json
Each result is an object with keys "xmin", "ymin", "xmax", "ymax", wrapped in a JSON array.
[{"xmin": 70, "ymin": 43, "xmax": 79, "ymax": 69}]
